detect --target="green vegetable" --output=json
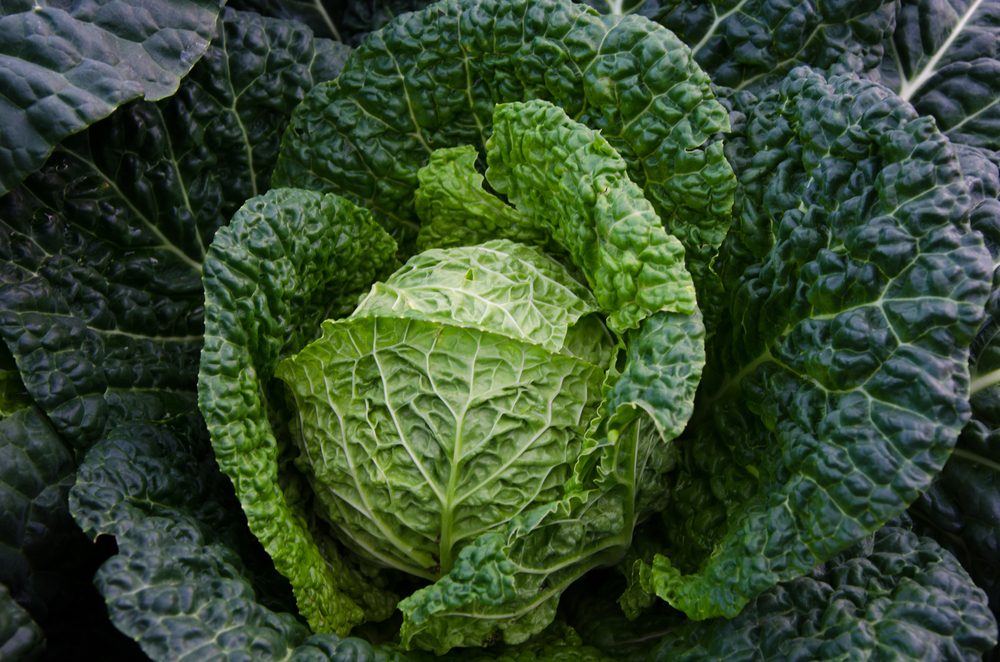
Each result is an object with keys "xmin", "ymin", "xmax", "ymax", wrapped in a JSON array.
[
  {"xmin": 199, "ymin": 97, "xmax": 706, "ymax": 650},
  {"xmin": 643, "ymin": 66, "xmax": 993, "ymax": 621},
  {"xmin": 1, "ymin": 0, "xmax": 998, "ymax": 658}
]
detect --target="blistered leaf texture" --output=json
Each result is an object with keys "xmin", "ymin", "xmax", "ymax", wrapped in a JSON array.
[
  {"xmin": 199, "ymin": 187, "xmax": 399, "ymax": 634},
  {"xmin": 0, "ymin": 0, "xmax": 224, "ymax": 195},
  {"xmin": 69, "ymin": 423, "xmax": 321, "ymax": 661},
  {"xmin": 642, "ymin": 0, "xmax": 897, "ymax": 91},
  {"xmin": 0, "ymin": 9, "xmax": 345, "ymax": 448},
  {"xmin": 876, "ymin": 0, "xmax": 1000, "ymax": 151},
  {"xmin": 912, "ymin": 143, "xmax": 1000, "ymax": 627},
  {"xmin": 278, "ymin": 241, "xmax": 611, "ymax": 579},
  {"xmin": 0, "ymin": 408, "xmax": 81, "ymax": 621},
  {"xmin": 649, "ymin": 527, "xmax": 997, "ymax": 660},
  {"xmin": 397, "ymin": 310, "xmax": 704, "ymax": 652},
  {"xmin": 648, "ymin": 68, "xmax": 993, "ymax": 620},
  {"xmin": 353, "ymin": 240, "xmax": 602, "ymax": 354},
  {"xmin": 274, "ymin": 0, "xmax": 735, "ymax": 296},
  {"xmin": 486, "ymin": 101, "xmax": 697, "ymax": 332},
  {"xmin": 414, "ymin": 146, "xmax": 543, "ymax": 252}
]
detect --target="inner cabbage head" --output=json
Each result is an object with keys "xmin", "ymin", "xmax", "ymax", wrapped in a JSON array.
[{"xmin": 276, "ymin": 239, "xmax": 615, "ymax": 578}]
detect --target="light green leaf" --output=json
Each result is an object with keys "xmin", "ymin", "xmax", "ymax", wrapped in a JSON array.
[
  {"xmin": 353, "ymin": 239, "xmax": 604, "ymax": 354},
  {"xmin": 414, "ymin": 146, "xmax": 543, "ymax": 252},
  {"xmin": 486, "ymin": 100, "xmax": 697, "ymax": 333},
  {"xmin": 0, "ymin": 0, "xmax": 225, "ymax": 195},
  {"xmin": 398, "ymin": 310, "xmax": 704, "ymax": 652},
  {"xmin": 199, "ymin": 187, "xmax": 399, "ymax": 635},
  {"xmin": 276, "ymin": 241, "xmax": 612, "ymax": 580}
]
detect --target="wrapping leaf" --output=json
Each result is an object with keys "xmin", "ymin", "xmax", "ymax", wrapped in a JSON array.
[{"xmin": 273, "ymin": 0, "xmax": 735, "ymax": 300}]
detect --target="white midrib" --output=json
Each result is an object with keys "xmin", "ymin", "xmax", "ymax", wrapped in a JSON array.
[
  {"xmin": 692, "ymin": 0, "xmax": 750, "ymax": 56},
  {"xmin": 970, "ymin": 366, "xmax": 1000, "ymax": 394},
  {"xmin": 898, "ymin": 0, "xmax": 985, "ymax": 101},
  {"xmin": 439, "ymin": 404, "xmax": 466, "ymax": 574}
]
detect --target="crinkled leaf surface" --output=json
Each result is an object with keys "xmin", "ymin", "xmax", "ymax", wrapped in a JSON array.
[
  {"xmin": 876, "ymin": 0, "xmax": 1000, "ymax": 151},
  {"xmin": 912, "ymin": 143, "xmax": 1000, "ymax": 625},
  {"xmin": 398, "ymin": 310, "xmax": 704, "ymax": 653},
  {"xmin": 353, "ymin": 239, "xmax": 602, "ymax": 355},
  {"xmin": 229, "ymin": 0, "xmax": 437, "ymax": 44},
  {"xmin": 61, "ymin": 411, "xmax": 610, "ymax": 661},
  {"xmin": 199, "ymin": 187, "xmax": 400, "ymax": 635},
  {"xmin": 644, "ymin": 68, "xmax": 992, "ymax": 621},
  {"xmin": 277, "ymin": 241, "xmax": 611, "ymax": 580},
  {"xmin": 68, "ymin": 421, "xmax": 362, "ymax": 661},
  {"xmin": 486, "ymin": 101, "xmax": 696, "ymax": 333},
  {"xmin": 413, "ymin": 146, "xmax": 542, "ymax": 252},
  {"xmin": 0, "ymin": 0, "xmax": 224, "ymax": 195},
  {"xmin": 0, "ymin": 8, "xmax": 345, "ymax": 449},
  {"xmin": 0, "ymin": 408, "xmax": 80, "ymax": 620},
  {"xmin": 274, "ymin": 0, "xmax": 734, "ymax": 298},
  {"xmin": 637, "ymin": 0, "xmax": 898, "ymax": 91},
  {"xmin": 643, "ymin": 527, "xmax": 997, "ymax": 660}
]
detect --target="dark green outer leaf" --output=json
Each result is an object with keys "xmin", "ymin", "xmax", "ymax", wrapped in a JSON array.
[
  {"xmin": 274, "ymin": 0, "xmax": 735, "ymax": 299},
  {"xmin": 646, "ymin": 526, "xmax": 997, "ymax": 660},
  {"xmin": 199, "ymin": 188, "xmax": 400, "ymax": 635},
  {"xmin": 69, "ymin": 422, "xmax": 322, "ymax": 661},
  {"xmin": 229, "ymin": 0, "xmax": 438, "ymax": 44},
  {"xmin": 229, "ymin": 0, "xmax": 345, "ymax": 39},
  {"xmin": 876, "ymin": 0, "xmax": 1000, "ymax": 151},
  {"xmin": 0, "ymin": 8, "xmax": 346, "ymax": 449},
  {"xmin": 0, "ymin": 583, "xmax": 43, "ymax": 662},
  {"xmin": 0, "ymin": 408, "xmax": 79, "ymax": 620},
  {"xmin": 639, "ymin": 0, "xmax": 898, "ymax": 91},
  {"xmin": 0, "ymin": 0, "xmax": 224, "ymax": 195},
  {"xmin": 648, "ymin": 68, "xmax": 992, "ymax": 620},
  {"xmin": 912, "ymin": 142, "xmax": 1000, "ymax": 629},
  {"xmin": 66, "ymin": 417, "xmax": 609, "ymax": 661}
]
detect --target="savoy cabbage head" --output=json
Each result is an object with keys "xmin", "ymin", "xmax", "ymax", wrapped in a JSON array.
[
  {"xmin": 197, "ymin": 94, "xmax": 710, "ymax": 651},
  {"xmin": 1, "ymin": 0, "xmax": 998, "ymax": 659}
]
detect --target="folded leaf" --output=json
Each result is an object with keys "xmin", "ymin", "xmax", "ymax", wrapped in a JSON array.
[
  {"xmin": 69, "ymin": 422, "xmax": 337, "ymax": 660},
  {"xmin": 486, "ymin": 101, "xmax": 697, "ymax": 333},
  {"xmin": 199, "ymin": 188, "xmax": 400, "ymax": 634},
  {"xmin": 414, "ymin": 146, "xmax": 542, "ymax": 252}
]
